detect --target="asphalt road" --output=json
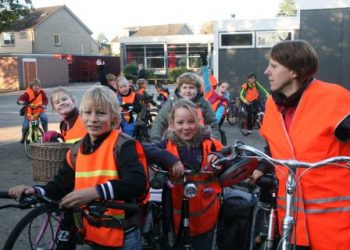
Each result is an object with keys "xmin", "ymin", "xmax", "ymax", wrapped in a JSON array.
[{"xmin": 0, "ymin": 83, "xmax": 265, "ymax": 248}]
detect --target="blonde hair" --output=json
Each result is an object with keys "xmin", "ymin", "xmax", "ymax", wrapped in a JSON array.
[
  {"xmin": 168, "ymin": 99, "xmax": 199, "ymax": 125},
  {"xmin": 50, "ymin": 87, "xmax": 76, "ymax": 112},
  {"xmin": 106, "ymin": 74, "xmax": 116, "ymax": 81},
  {"xmin": 29, "ymin": 78, "xmax": 41, "ymax": 88},
  {"xmin": 176, "ymin": 72, "xmax": 202, "ymax": 91},
  {"xmin": 80, "ymin": 85, "xmax": 121, "ymax": 128},
  {"xmin": 116, "ymin": 76, "xmax": 128, "ymax": 87}
]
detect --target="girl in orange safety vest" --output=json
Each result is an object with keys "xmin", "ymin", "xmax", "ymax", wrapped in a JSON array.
[
  {"xmin": 45, "ymin": 87, "xmax": 86, "ymax": 143},
  {"xmin": 9, "ymin": 85, "xmax": 149, "ymax": 249},
  {"xmin": 145, "ymin": 99, "xmax": 230, "ymax": 250}
]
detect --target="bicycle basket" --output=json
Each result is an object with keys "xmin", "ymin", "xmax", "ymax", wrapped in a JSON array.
[{"xmin": 31, "ymin": 142, "xmax": 72, "ymax": 183}]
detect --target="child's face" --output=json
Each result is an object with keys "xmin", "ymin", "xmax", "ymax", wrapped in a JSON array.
[
  {"xmin": 52, "ymin": 92, "xmax": 75, "ymax": 117},
  {"xmin": 118, "ymin": 81, "xmax": 129, "ymax": 95},
  {"xmin": 32, "ymin": 84, "xmax": 40, "ymax": 92},
  {"xmin": 81, "ymin": 105, "xmax": 113, "ymax": 142},
  {"xmin": 179, "ymin": 83, "xmax": 198, "ymax": 101},
  {"xmin": 171, "ymin": 107, "xmax": 199, "ymax": 141},
  {"xmin": 248, "ymin": 77, "xmax": 256, "ymax": 85},
  {"xmin": 217, "ymin": 82, "xmax": 229, "ymax": 96}
]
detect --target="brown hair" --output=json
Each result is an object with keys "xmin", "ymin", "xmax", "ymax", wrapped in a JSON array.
[
  {"xmin": 176, "ymin": 72, "xmax": 202, "ymax": 91},
  {"xmin": 269, "ymin": 40, "xmax": 318, "ymax": 82},
  {"xmin": 136, "ymin": 78, "xmax": 148, "ymax": 89},
  {"xmin": 168, "ymin": 99, "xmax": 199, "ymax": 125}
]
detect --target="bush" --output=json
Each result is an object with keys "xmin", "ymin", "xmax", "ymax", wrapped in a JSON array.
[
  {"xmin": 145, "ymin": 69, "xmax": 155, "ymax": 80},
  {"xmin": 123, "ymin": 64, "xmax": 138, "ymax": 78},
  {"xmin": 168, "ymin": 67, "xmax": 193, "ymax": 83}
]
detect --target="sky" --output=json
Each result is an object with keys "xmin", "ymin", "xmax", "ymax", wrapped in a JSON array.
[{"xmin": 31, "ymin": 0, "xmax": 282, "ymax": 41}]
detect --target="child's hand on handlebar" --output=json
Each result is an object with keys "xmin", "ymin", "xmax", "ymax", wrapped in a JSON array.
[
  {"xmin": 171, "ymin": 161, "xmax": 184, "ymax": 178},
  {"xmin": 249, "ymin": 169, "xmax": 264, "ymax": 184},
  {"xmin": 8, "ymin": 185, "xmax": 35, "ymax": 201}
]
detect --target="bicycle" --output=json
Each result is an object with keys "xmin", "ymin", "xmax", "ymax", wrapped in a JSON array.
[
  {"xmin": 21, "ymin": 104, "xmax": 45, "ymax": 158},
  {"xmin": 237, "ymin": 101, "xmax": 264, "ymax": 136},
  {"xmin": 0, "ymin": 192, "xmax": 140, "ymax": 249},
  {"xmin": 228, "ymin": 141, "xmax": 350, "ymax": 250}
]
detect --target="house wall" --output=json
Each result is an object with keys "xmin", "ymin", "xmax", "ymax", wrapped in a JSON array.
[
  {"xmin": 33, "ymin": 8, "xmax": 97, "ymax": 55},
  {"xmin": 0, "ymin": 57, "xmax": 20, "ymax": 91},
  {"xmin": 0, "ymin": 30, "xmax": 33, "ymax": 54},
  {"xmin": 299, "ymin": 8, "xmax": 350, "ymax": 89},
  {"xmin": 36, "ymin": 58, "xmax": 69, "ymax": 87}
]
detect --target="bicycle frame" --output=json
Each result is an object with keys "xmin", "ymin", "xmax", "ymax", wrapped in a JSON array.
[{"xmin": 232, "ymin": 142, "xmax": 350, "ymax": 250}]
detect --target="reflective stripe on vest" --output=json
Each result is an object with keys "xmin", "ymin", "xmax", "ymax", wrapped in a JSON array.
[{"xmin": 260, "ymin": 79, "xmax": 350, "ymax": 248}]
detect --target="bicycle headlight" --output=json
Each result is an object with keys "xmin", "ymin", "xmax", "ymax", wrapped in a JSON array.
[{"xmin": 184, "ymin": 183, "xmax": 197, "ymax": 198}]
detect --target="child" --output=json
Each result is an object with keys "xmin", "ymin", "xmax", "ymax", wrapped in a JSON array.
[
  {"xmin": 9, "ymin": 85, "xmax": 149, "ymax": 249},
  {"xmin": 116, "ymin": 76, "xmax": 143, "ymax": 136},
  {"xmin": 144, "ymin": 99, "xmax": 226, "ymax": 250},
  {"xmin": 155, "ymin": 83, "xmax": 170, "ymax": 106},
  {"xmin": 205, "ymin": 81, "xmax": 230, "ymax": 125},
  {"xmin": 17, "ymin": 79, "xmax": 48, "ymax": 143},
  {"xmin": 136, "ymin": 78, "xmax": 156, "ymax": 106},
  {"xmin": 49, "ymin": 87, "xmax": 86, "ymax": 143},
  {"xmin": 150, "ymin": 72, "xmax": 220, "ymax": 142}
]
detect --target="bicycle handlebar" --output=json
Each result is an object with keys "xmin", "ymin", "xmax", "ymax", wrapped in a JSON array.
[
  {"xmin": 233, "ymin": 140, "xmax": 350, "ymax": 169},
  {"xmin": 149, "ymin": 164, "xmax": 214, "ymax": 176}
]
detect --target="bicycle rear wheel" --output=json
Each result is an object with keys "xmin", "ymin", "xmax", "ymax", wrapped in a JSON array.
[
  {"xmin": 24, "ymin": 126, "xmax": 44, "ymax": 158},
  {"xmin": 238, "ymin": 112, "xmax": 250, "ymax": 136},
  {"xmin": 4, "ymin": 206, "xmax": 62, "ymax": 250},
  {"xmin": 226, "ymin": 108, "xmax": 238, "ymax": 126}
]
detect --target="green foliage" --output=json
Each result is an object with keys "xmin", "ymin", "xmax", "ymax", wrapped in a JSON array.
[
  {"xmin": 96, "ymin": 33, "xmax": 109, "ymax": 45},
  {"xmin": 145, "ymin": 69, "xmax": 155, "ymax": 79},
  {"xmin": 123, "ymin": 64, "xmax": 138, "ymax": 78},
  {"xmin": 168, "ymin": 67, "xmax": 193, "ymax": 83},
  {"xmin": 0, "ymin": 0, "xmax": 32, "ymax": 32},
  {"xmin": 277, "ymin": 0, "xmax": 297, "ymax": 17}
]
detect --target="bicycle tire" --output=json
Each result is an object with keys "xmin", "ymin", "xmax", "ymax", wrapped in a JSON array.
[
  {"xmin": 238, "ymin": 112, "xmax": 250, "ymax": 136},
  {"xmin": 226, "ymin": 108, "xmax": 238, "ymax": 126},
  {"xmin": 24, "ymin": 126, "xmax": 44, "ymax": 158},
  {"xmin": 4, "ymin": 206, "xmax": 62, "ymax": 250}
]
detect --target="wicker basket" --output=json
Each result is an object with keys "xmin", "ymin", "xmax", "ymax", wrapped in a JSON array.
[{"xmin": 31, "ymin": 142, "xmax": 72, "ymax": 183}]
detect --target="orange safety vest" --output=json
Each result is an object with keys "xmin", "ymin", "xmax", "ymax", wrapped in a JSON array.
[
  {"xmin": 159, "ymin": 90, "xmax": 169, "ymax": 99},
  {"xmin": 166, "ymin": 139, "xmax": 222, "ymax": 236},
  {"xmin": 195, "ymin": 105, "xmax": 205, "ymax": 126},
  {"xmin": 66, "ymin": 130, "xmax": 149, "ymax": 247},
  {"xmin": 61, "ymin": 116, "xmax": 86, "ymax": 143},
  {"xmin": 137, "ymin": 88, "xmax": 145, "ymax": 95},
  {"xmin": 25, "ymin": 88, "xmax": 44, "ymax": 119},
  {"xmin": 121, "ymin": 92, "xmax": 136, "ymax": 123},
  {"xmin": 241, "ymin": 83, "xmax": 259, "ymax": 102},
  {"xmin": 260, "ymin": 79, "xmax": 350, "ymax": 249},
  {"xmin": 210, "ymin": 75, "xmax": 218, "ymax": 87}
]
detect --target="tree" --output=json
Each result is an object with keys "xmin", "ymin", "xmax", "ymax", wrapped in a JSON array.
[
  {"xmin": 277, "ymin": 0, "xmax": 297, "ymax": 17},
  {"xmin": 0, "ymin": 0, "xmax": 32, "ymax": 32},
  {"xmin": 96, "ymin": 33, "xmax": 109, "ymax": 46}
]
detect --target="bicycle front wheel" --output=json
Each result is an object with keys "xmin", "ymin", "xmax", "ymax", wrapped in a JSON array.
[
  {"xmin": 4, "ymin": 206, "xmax": 62, "ymax": 250},
  {"xmin": 226, "ymin": 108, "xmax": 238, "ymax": 126},
  {"xmin": 24, "ymin": 126, "xmax": 44, "ymax": 158}
]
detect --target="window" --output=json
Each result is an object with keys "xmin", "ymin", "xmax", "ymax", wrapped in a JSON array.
[
  {"xmin": 188, "ymin": 43, "xmax": 207, "ymax": 69},
  {"xmin": 125, "ymin": 45, "xmax": 144, "ymax": 65},
  {"xmin": 145, "ymin": 44, "xmax": 165, "ymax": 69},
  {"xmin": 19, "ymin": 31, "xmax": 27, "ymax": 38},
  {"xmin": 168, "ymin": 44, "xmax": 187, "ymax": 68},
  {"xmin": 2, "ymin": 33, "xmax": 15, "ymax": 46},
  {"xmin": 256, "ymin": 31, "xmax": 293, "ymax": 48},
  {"xmin": 219, "ymin": 32, "xmax": 254, "ymax": 48},
  {"xmin": 53, "ymin": 33, "xmax": 60, "ymax": 45}
]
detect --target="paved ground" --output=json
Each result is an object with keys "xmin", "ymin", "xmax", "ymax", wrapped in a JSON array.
[{"xmin": 0, "ymin": 83, "xmax": 265, "ymax": 248}]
